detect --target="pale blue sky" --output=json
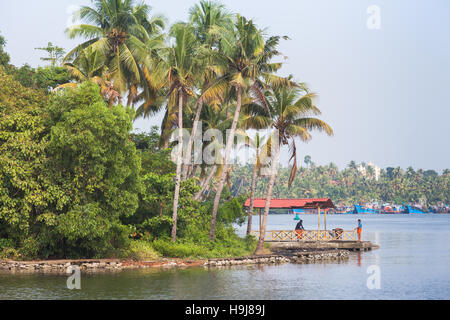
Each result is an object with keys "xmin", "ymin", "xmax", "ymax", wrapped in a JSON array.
[{"xmin": 1, "ymin": 0, "xmax": 449, "ymax": 171}]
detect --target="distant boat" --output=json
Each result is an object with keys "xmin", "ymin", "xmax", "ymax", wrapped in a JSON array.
[
  {"xmin": 430, "ymin": 206, "xmax": 449, "ymax": 214},
  {"xmin": 353, "ymin": 205, "xmax": 379, "ymax": 214},
  {"xmin": 381, "ymin": 205, "xmax": 407, "ymax": 214},
  {"xmin": 405, "ymin": 205, "xmax": 428, "ymax": 214}
]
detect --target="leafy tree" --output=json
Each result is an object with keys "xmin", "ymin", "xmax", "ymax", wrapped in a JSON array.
[
  {"xmin": 9, "ymin": 64, "xmax": 73, "ymax": 92},
  {"xmin": 0, "ymin": 73, "xmax": 142, "ymax": 259},
  {"xmin": 0, "ymin": 70, "xmax": 51, "ymax": 256},
  {"xmin": 35, "ymin": 42, "xmax": 66, "ymax": 67},
  {"xmin": 45, "ymin": 82, "xmax": 141, "ymax": 221},
  {"xmin": 304, "ymin": 155, "xmax": 312, "ymax": 168},
  {"xmin": 10, "ymin": 64, "xmax": 36, "ymax": 87},
  {"xmin": 33, "ymin": 66, "xmax": 74, "ymax": 91},
  {"xmin": 131, "ymin": 126, "xmax": 175, "ymax": 176},
  {"xmin": 0, "ymin": 32, "xmax": 11, "ymax": 69}
]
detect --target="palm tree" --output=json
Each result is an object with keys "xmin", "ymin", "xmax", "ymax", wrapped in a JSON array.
[
  {"xmin": 207, "ymin": 14, "xmax": 293, "ymax": 241},
  {"xmin": 181, "ymin": 1, "xmax": 233, "ymax": 180},
  {"xmin": 243, "ymin": 85, "xmax": 334, "ymax": 254},
  {"xmin": 62, "ymin": 46, "xmax": 107, "ymax": 82},
  {"xmin": 241, "ymin": 132, "xmax": 268, "ymax": 236},
  {"xmin": 191, "ymin": 99, "xmax": 243, "ymax": 201},
  {"xmin": 192, "ymin": 104, "xmax": 228, "ymax": 201},
  {"xmin": 55, "ymin": 47, "xmax": 121, "ymax": 105},
  {"xmin": 163, "ymin": 22, "xmax": 202, "ymax": 242},
  {"xmin": 65, "ymin": 0, "xmax": 166, "ymax": 103}
]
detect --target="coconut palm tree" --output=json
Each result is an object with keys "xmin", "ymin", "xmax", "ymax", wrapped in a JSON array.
[
  {"xmin": 61, "ymin": 46, "xmax": 107, "ymax": 82},
  {"xmin": 161, "ymin": 22, "xmax": 203, "ymax": 242},
  {"xmin": 181, "ymin": 1, "xmax": 233, "ymax": 180},
  {"xmin": 240, "ymin": 132, "xmax": 268, "ymax": 236},
  {"xmin": 192, "ymin": 99, "xmax": 235, "ymax": 200},
  {"xmin": 206, "ymin": 14, "xmax": 293, "ymax": 241},
  {"xmin": 55, "ymin": 46, "xmax": 121, "ymax": 105},
  {"xmin": 243, "ymin": 85, "xmax": 334, "ymax": 254},
  {"xmin": 65, "ymin": 0, "xmax": 166, "ymax": 103}
]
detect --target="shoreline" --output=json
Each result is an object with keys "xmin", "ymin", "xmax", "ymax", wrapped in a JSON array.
[{"xmin": 0, "ymin": 249, "xmax": 352, "ymax": 274}]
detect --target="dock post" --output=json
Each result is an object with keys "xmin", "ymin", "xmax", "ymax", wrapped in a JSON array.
[
  {"xmin": 259, "ymin": 208, "xmax": 262, "ymax": 234},
  {"xmin": 317, "ymin": 205, "xmax": 320, "ymax": 240}
]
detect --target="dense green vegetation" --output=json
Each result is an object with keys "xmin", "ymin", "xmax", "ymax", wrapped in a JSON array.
[
  {"xmin": 0, "ymin": 71, "xmax": 252, "ymax": 260},
  {"xmin": 0, "ymin": 1, "xmax": 447, "ymax": 260}
]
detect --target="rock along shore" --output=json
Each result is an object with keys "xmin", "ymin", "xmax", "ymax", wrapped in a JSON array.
[{"xmin": 0, "ymin": 249, "xmax": 350, "ymax": 273}]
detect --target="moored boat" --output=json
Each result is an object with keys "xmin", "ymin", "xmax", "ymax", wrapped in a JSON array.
[
  {"xmin": 381, "ymin": 205, "xmax": 407, "ymax": 214},
  {"xmin": 353, "ymin": 205, "xmax": 379, "ymax": 214},
  {"xmin": 429, "ymin": 205, "xmax": 449, "ymax": 214},
  {"xmin": 405, "ymin": 205, "xmax": 428, "ymax": 214}
]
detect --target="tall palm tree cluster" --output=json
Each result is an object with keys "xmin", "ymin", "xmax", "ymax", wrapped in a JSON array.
[{"xmin": 64, "ymin": 0, "xmax": 334, "ymax": 253}]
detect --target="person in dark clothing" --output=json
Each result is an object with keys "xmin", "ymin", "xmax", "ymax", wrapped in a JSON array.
[{"xmin": 295, "ymin": 220, "xmax": 305, "ymax": 240}]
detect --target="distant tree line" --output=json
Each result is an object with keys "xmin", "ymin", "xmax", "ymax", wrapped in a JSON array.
[{"xmin": 230, "ymin": 157, "xmax": 449, "ymax": 206}]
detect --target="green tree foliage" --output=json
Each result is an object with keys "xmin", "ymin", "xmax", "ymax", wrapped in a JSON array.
[
  {"xmin": 0, "ymin": 72, "xmax": 142, "ymax": 259},
  {"xmin": 0, "ymin": 71, "xmax": 51, "ymax": 257},
  {"xmin": 7, "ymin": 64, "xmax": 73, "ymax": 92},
  {"xmin": 0, "ymin": 32, "xmax": 11, "ymax": 69},
  {"xmin": 35, "ymin": 42, "xmax": 66, "ymax": 67}
]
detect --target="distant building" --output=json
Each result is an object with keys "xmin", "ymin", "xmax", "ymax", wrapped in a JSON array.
[
  {"xmin": 357, "ymin": 164, "xmax": 366, "ymax": 176},
  {"xmin": 358, "ymin": 162, "xmax": 381, "ymax": 181}
]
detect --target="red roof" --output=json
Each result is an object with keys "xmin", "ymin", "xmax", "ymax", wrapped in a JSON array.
[{"xmin": 244, "ymin": 198, "xmax": 335, "ymax": 209}]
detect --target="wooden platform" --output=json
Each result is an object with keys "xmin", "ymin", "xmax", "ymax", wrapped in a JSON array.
[
  {"xmin": 252, "ymin": 229, "xmax": 358, "ymax": 242},
  {"xmin": 268, "ymin": 240, "xmax": 379, "ymax": 252}
]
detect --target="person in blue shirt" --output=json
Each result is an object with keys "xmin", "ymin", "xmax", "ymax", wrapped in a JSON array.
[{"xmin": 355, "ymin": 219, "xmax": 362, "ymax": 241}]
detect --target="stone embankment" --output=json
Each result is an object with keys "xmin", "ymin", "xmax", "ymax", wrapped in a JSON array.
[
  {"xmin": 0, "ymin": 260, "xmax": 123, "ymax": 273},
  {"xmin": 1, "ymin": 250, "xmax": 350, "ymax": 273},
  {"xmin": 204, "ymin": 250, "xmax": 349, "ymax": 267}
]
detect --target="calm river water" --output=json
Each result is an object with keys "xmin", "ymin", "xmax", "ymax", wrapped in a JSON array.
[{"xmin": 1, "ymin": 214, "xmax": 450, "ymax": 300}]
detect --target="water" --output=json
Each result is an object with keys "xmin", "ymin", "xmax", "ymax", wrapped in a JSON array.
[{"xmin": 1, "ymin": 214, "xmax": 450, "ymax": 300}]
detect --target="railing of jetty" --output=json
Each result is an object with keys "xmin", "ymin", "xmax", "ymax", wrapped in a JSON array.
[{"xmin": 251, "ymin": 230, "xmax": 357, "ymax": 242}]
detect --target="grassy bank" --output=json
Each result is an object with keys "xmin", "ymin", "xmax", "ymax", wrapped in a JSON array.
[{"xmin": 1, "ymin": 237, "xmax": 259, "ymax": 262}]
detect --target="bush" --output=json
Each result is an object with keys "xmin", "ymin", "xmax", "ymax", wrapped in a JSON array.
[
  {"xmin": 0, "ymin": 247, "xmax": 21, "ymax": 260},
  {"xmin": 123, "ymin": 240, "xmax": 160, "ymax": 261},
  {"xmin": 152, "ymin": 235, "xmax": 257, "ymax": 259}
]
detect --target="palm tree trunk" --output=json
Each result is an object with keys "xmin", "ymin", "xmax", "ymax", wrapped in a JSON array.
[
  {"xmin": 254, "ymin": 138, "xmax": 280, "ymax": 254},
  {"xmin": 246, "ymin": 160, "xmax": 258, "ymax": 236},
  {"xmin": 209, "ymin": 85, "xmax": 242, "ymax": 241},
  {"xmin": 194, "ymin": 165, "xmax": 217, "ymax": 200},
  {"xmin": 188, "ymin": 164, "xmax": 200, "ymax": 179},
  {"xmin": 182, "ymin": 98, "xmax": 203, "ymax": 180},
  {"xmin": 171, "ymin": 92, "xmax": 183, "ymax": 242}
]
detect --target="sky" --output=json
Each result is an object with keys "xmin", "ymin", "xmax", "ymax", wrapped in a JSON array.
[{"xmin": 1, "ymin": 0, "xmax": 449, "ymax": 172}]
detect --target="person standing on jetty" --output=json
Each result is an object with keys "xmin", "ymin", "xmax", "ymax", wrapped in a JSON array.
[
  {"xmin": 295, "ymin": 219, "xmax": 305, "ymax": 240},
  {"xmin": 355, "ymin": 219, "xmax": 362, "ymax": 241}
]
